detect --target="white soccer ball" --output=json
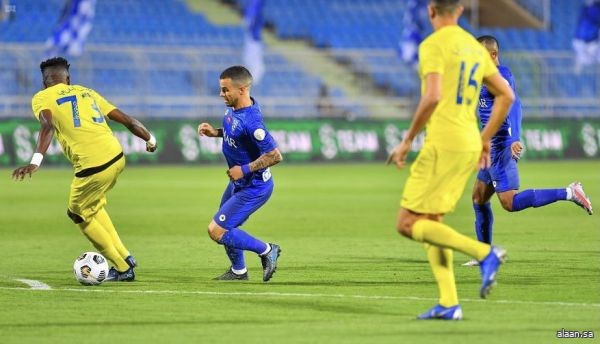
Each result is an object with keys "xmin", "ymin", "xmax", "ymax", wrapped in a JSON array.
[{"xmin": 73, "ymin": 252, "xmax": 109, "ymax": 285}]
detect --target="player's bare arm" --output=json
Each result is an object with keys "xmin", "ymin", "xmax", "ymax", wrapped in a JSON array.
[
  {"xmin": 227, "ymin": 148, "xmax": 283, "ymax": 181},
  {"xmin": 12, "ymin": 109, "xmax": 55, "ymax": 181},
  {"xmin": 107, "ymin": 108, "xmax": 157, "ymax": 152},
  {"xmin": 198, "ymin": 123, "xmax": 223, "ymax": 137},
  {"xmin": 249, "ymin": 148, "xmax": 283, "ymax": 171},
  {"xmin": 387, "ymin": 73, "xmax": 441, "ymax": 169},
  {"xmin": 480, "ymin": 72, "xmax": 515, "ymax": 168}
]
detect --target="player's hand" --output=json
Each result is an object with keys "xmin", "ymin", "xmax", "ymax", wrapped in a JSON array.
[
  {"xmin": 12, "ymin": 164, "xmax": 39, "ymax": 181},
  {"xmin": 479, "ymin": 140, "xmax": 491, "ymax": 169},
  {"xmin": 146, "ymin": 142, "xmax": 157, "ymax": 153},
  {"xmin": 511, "ymin": 141, "xmax": 523, "ymax": 160},
  {"xmin": 198, "ymin": 123, "xmax": 218, "ymax": 137},
  {"xmin": 227, "ymin": 166, "xmax": 244, "ymax": 181},
  {"xmin": 386, "ymin": 139, "xmax": 411, "ymax": 169}
]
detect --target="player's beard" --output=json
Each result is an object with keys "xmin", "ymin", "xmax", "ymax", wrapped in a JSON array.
[{"xmin": 223, "ymin": 97, "xmax": 236, "ymax": 108}]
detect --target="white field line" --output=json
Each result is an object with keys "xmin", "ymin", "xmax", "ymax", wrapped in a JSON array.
[
  {"xmin": 1, "ymin": 285, "xmax": 599, "ymax": 308},
  {"xmin": 14, "ymin": 279, "xmax": 52, "ymax": 290}
]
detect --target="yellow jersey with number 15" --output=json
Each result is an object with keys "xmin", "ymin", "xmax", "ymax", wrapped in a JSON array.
[
  {"xmin": 418, "ymin": 25, "xmax": 498, "ymax": 151},
  {"xmin": 31, "ymin": 83, "xmax": 122, "ymax": 172}
]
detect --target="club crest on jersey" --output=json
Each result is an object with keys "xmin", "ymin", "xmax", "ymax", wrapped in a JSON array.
[
  {"xmin": 232, "ymin": 119, "xmax": 241, "ymax": 132},
  {"xmin": 226, "ymin": 115, "xmax": 232, "ymax": 124}
]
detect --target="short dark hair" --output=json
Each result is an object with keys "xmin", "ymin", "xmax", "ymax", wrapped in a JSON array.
[
  {"xmin": 477, "ymin": 35, "xmax": 500, "ymax": 50},
  {"xmin": 431, "ymin": 0, "xmax": 461, "ymax": 15},
  {"xmin": 220, "ymin": 65, "xmax": 253, "ymax": 87},
  {"xmin": 40, "ymin": 56, "xmax": 70, "ymax": 73}
]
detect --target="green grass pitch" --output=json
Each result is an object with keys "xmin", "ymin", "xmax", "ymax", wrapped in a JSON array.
[{"xmin": 0, "ymin": 161, "xmax": 598, "ymax": 343}]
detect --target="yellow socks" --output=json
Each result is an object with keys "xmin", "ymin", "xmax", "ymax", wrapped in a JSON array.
[
  {"xmin": 79, "ymin": 218, "xmax": 130, "ymax": 272},
  {"xmin": 412, "ymin": 219, "xmax": 490, "ymax": 261},
  {"xmin": 95, "ymin": 208, "xmax": 130, "ymax": 259},
  {"xmin": 424, "ymin": 243, "xmax": 458, "ymax": 307}
]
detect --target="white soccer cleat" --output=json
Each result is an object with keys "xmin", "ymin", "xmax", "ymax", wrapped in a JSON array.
[
  {"xmin": 568, "ymin": 182, "xmax": 593, "ymax": 215},
  {"xmin": 462, "ymin": 259, "xmax": 479, "ymax": 267}
]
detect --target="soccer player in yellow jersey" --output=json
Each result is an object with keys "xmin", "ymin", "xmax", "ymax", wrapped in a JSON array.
[
  {"xmin": 12, "ymin": 57, "xmax": 157, "ymax": 282},
  {"xmin": 387, "ymin": 0, "xmax": 515, "ymax": 320}
]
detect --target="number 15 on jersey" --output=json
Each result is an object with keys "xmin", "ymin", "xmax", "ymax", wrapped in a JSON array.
[{"xmin": 456, "ymin": 61, "xmax": 480, "ymax": 105}]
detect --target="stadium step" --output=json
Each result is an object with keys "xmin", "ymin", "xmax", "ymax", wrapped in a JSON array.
[{"xmin": 185, "ymin": 0, "xmax": 400, "ymax": 118}]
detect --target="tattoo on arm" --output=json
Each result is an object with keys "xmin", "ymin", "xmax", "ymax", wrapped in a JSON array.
[{"xmin": 249, "ymin": 149, "xmax": 282, "ymax": 172}]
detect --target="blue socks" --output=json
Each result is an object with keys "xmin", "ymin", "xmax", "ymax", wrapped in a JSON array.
[
  {"xmin": 512, "ymin": 189, "xmax": 568, "ymax": 211},
  {"xmin": 473, "ymin": 203, "xmax": 494, "ymax": 244},
  {"xmin": 219, "ymin": 228, "xmax": 268, "ymax": 255},
  {"xmin": 474, "ymin": 189, "xmax": 568, "ymax": 245},
  {"xmin": 224, "ymin": 246, "xmax": 245, "ymax": 271}
]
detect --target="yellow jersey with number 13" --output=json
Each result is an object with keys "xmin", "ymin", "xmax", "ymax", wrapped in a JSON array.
[
  {"xmin": 31, "ymin": 83, "xmax": 122, "ymax": 172},
  {"xmin": 418, "ymin": 25, "xmax": 498, "ymax": 151}
]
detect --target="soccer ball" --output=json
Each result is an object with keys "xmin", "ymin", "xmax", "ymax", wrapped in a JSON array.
[{"xmin": 73, "ymin": 252, "xmax": 109, "ymax": 285}]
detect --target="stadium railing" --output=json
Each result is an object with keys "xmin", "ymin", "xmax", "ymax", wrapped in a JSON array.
[{"xmin": 0, "ymin": 44, "xmax": 598, "ymax": 119}]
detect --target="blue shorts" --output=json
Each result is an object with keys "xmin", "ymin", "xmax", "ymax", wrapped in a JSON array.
[
  {"xmin": 477, "ymin": 145, "xmax": 520, "ymax": 193},
  {"xmin": 213, "ymin": 182, "xmax": 273, "ymax": 229}
]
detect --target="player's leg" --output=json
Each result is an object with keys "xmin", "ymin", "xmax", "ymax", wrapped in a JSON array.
[
  {"xmin": 398, "ymin": 146, "xmax": 506, "ymax": 302},
  {"xmin": 94, "ymin": 158, "xmax": 137, "ymax": 268},
  {"xmin": 463, "ymin": 177, "xmax": 495, "ymax": 266},
  {"xmin": 398, "ymin": 147, "xmax": 492, "ymax": 261},
  {"xmin": 214, "ymin": 183, "xmax": 247, "ymax": 279},
  {"xmin": 472, "ymin": 173, "xmax": 496, "ymax": 243},
  {"xmin": 95, "ymin": 207, "xmax": 136, "ymax": 267},
  {"xmin": 501, "ymin": 185, "xmax": 592, "ymax": 214},
  {"xmin": 398, "ymin": 209, "xmax": 490, "ymax": 262},
  {"xmin": 397, "ymin": 210, "xmax": 471, "ymax": 319},
  {"xmin": 492, "ymin": 148, "xmax": 592, "ymax": 214},
  {"xmin": 73, "ymin": 213, "xmax": 130, "ymax": 272},
  {"xmin": 417, "ymin": 243, "xmax": 462, "ymax": 320},
  {"xmin": 69, "ymin": 160, "xmax": 133, "ymax": 281},
  {"xmin": 208, "ymin": 185, "xmax": 281, "ymax": 281}
]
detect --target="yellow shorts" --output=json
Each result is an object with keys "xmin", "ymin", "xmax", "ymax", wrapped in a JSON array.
[
  {"xmin": 68, "ymin": 156, "xmax": 126, "ymax": 222},
  {"xmin": 401, "ymin": 144, "xmax": 480, "ymax": 214}
]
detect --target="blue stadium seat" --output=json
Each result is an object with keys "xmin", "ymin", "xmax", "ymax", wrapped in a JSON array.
[{"xmin": 0, "ymin": 0, "xmax": 597, "ymax": 116}]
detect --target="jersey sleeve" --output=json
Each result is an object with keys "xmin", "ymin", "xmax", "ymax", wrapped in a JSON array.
[
  {"xmin": 509, "ymin": 98, "xmax": 523, "ymax": 143},
  {"xmin": 501, "ymin": 67, "xmax": 522, "ymax": 143},
  {"xmin": 31, "ymin": 92, "xmax": 50, "ymax": 121},
  {"xmin": 245, "ymin": 113, "xmax": 277, "ymax": 154},
  {"xmin": 499, "ymin": 66, "xmax": 516, "ymax": 90},
  {"xmin": 89, "ymin": 89, "xmax": 117, "ymax": 116},
  {"xmin": 418, "ymin": 40, "xmax": 445, "ymax": 76}
]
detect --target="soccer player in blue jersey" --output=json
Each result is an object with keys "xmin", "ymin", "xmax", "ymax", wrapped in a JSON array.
[
  {"xmin": 465, "ymin": 36, "xmax": 594, "ymax": 266},
  {"xmin": 198, "ymin": 66, "xmax": 282, "ymax": 281}
]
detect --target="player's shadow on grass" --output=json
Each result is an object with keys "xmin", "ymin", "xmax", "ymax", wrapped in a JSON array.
[
  {"xmin": 238, "ymin": 297, "xmax": 400, "ymax": 316},
  {"xmin": 271, "ymin": 280, "xmax": 435, "ymax": 287},
  {"xmin": 334, "ymin": 257, "xmax": 429, "ymax": 264},
  {"xmin": 0, "ymin": 319, "xmax": 264, "ymax": 329}
]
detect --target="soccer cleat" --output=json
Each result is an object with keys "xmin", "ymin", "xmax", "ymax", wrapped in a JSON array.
[
  {"xmin": 417, "ymin": 304, "xmax": 463, "ymax": 320},
  {"xmin": 462, "ymin": 259, "xmax": 479, "ymax": 267},
  {"xmin": 568, "ymin": 182, "xmax": 593, "ymax": 215},
  {"xmin": 213, "ymin": 269, "xmax": 249, "ymax": 281},
  {"xmin": 479, "ymin": 246, "xmax": 507, "ymax": 299},
  {"xmin": 105, "ymin": 267, "xmax": 135, "ymax": 282},
  {"xmin": 260, "ymin": 243, "xmax": 281, "ymax": 282},
  {"xmin": 125, "ymin": 255, "xmax": 137, "ymax": 268}
]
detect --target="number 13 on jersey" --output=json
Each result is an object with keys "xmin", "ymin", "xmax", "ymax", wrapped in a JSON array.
[{"xmin": 456, "ymin": 61, "xmax": 480, "ymax": 105}]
